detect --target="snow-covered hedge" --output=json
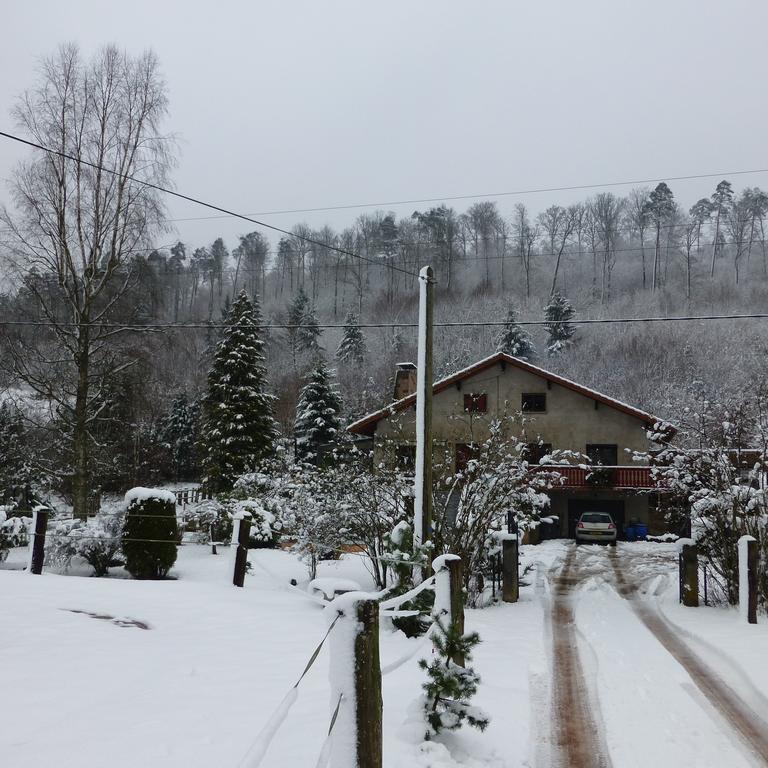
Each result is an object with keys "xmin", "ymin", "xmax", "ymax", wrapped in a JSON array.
[{"xmin": 122, "ymin": 488, "xmax": 178, "ymax": 579}]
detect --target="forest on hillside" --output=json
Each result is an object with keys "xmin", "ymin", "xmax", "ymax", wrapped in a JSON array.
[{"xmin": 5, "ymin": 178, "xmax": 766, "ymax": 422}]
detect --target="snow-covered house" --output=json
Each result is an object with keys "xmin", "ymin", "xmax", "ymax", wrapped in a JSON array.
[{"xmin": 347, "ymin": 352, "xmax": 673, "ymax": 539}]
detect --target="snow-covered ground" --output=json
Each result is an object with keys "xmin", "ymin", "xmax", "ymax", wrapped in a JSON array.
[
  {"xmin": 1, "ymin": 545, "xmax": 546, "ymax": 768},
  {"xmin": 4, "ymin": 540, "xmax": 768, "ymax": 767}
]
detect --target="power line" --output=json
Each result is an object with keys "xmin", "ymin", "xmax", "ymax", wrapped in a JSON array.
[
  {"xmin": 2, "ymin": 313, "xmax": 768, "ymax": 331},
  {"xmin": 137, "ymin": 168, "xmax": 768, "ymax": 223},
  {"xmin": 0, "ymin": 129, "xmax": 420, "ymax": 279}
]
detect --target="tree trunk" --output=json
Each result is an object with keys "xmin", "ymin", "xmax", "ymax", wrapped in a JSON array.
[
  {"xmin": 72, "ymin": 327, "xmax": 91, "ymax": 520},
  {"xmin": 711, "ymin": 208, "xmax": 721, "ymax": 278}
]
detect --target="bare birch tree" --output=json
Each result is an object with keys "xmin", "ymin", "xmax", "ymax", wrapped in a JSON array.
[{"xmin": 0, "ymin": 44, "xmax": 173, "ymax": 518}]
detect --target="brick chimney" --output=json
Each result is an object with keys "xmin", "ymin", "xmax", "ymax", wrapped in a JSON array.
[{"xmin": 393, "ymin": 362, "xmax": 417, "ymax": 400}]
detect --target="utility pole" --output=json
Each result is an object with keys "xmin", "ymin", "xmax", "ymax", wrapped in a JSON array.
[{"xmin": 413, "ymin": 265, "xmax": 434, "ymax": 578}]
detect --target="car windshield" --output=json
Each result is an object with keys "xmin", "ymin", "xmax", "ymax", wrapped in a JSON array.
[{"xmin": 581, "ymin": 513, "xmax": 612, "ymax": 524}]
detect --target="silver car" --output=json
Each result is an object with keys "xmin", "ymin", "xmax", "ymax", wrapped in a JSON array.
[{"xmin": 575, "ymin": 511, "xmax": 617, "ymax": 545}]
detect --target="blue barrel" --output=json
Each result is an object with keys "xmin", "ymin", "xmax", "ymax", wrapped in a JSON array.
[
  {"xmin": 625, "ymin": 526, "xmax": 637, "ymax": 542},
  {"xmin": 634, "ymin": 523, "xmax": 648, "ymax": 540}
]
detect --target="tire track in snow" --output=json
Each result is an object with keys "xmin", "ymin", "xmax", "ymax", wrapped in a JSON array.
[
  {"xmin": 609, "ymin": 548, "xmax": 768, "ymax": 765},
  {"xmin": 548, "ymin": 546, "xmax": 613, "ymax": 768}
]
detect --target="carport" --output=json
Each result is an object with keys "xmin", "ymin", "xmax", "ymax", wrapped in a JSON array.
[{"xmin": 567, "ymin": 499, "xmax": 625, "ymax": 539}]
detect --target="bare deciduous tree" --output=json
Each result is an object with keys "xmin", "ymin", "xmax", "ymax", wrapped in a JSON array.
[{"xmin": 0, "ymin": 44, "xmax": 173, "ymax": 518}]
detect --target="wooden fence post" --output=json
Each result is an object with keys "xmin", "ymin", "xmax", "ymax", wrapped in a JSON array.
[
  {"xmin": 432, "ymin": 554, "xmax": 465, "ymax": 666},
  {"xmin": 232, "ymin": 513, "xmax": 251, "ymax": 587},
  {"xmin": 680, "ymin": 542, "xmax": 699, "ymax": 607},
  {"xmin": 28, "ymin": 507, "xmax": 49, "ymax": 575},
  {"xmin": 738, "ymin": 535, "xmax": 758, "ymax": 624},
  {"xmin": 355, "ymin": 599, "xmax": 382, "ymax": 768},
  {"xmin": 502, "ymin": 536, "xmax": 519, "ymax": 603},
  {"xmin": 329, "ymin": 596, "xmax": 382, "ymax": 768}
]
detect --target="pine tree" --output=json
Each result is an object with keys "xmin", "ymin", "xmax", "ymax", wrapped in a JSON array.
[
  {"xmin": 336, "ymin": 311, "xmax": 367, "ymax": 364},
  {"xmin": 294, "ymin": 360, "xmax": 343, "ymax": 463},
  {"xmin": 495, "ymin": 306, "xmax": 535, "ymax": 359},
  {"xmin": 159, "ymin": 393, "xmax": 197, "ymax": 480},
  {"xmin": 299, "ymin": 303, "xmax": 323, "ymax": 354},
  {"xmin": 544, "ymin": 292, "xmax": 576, "ymax": 356},
  {"xmin": 0, "ymin": 402, "xmax": 32, "ymax": 500},
  {"xmin": 419, "ymin": 616, "xmax": 490, "ymax": 739},
  {"xmin": 200, "ymin": 290, "xmax": 277, "ymax": 490},
  {"xmin": 287, "ymin": 288, "xmax": 323, "ymax": 364}
]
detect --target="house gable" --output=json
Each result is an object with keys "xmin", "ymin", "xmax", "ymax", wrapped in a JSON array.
[{"xmin": 348, "ymin": 352, "xmax": 665, "ymax": 447}]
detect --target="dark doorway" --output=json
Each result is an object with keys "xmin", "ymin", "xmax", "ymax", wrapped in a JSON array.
[{"xmin": 568, "ymin": 499, "xmax": 625, "ymax": 539}]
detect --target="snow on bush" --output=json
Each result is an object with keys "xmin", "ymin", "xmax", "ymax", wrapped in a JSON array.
[
  {"xmin": 182, "ymin": 499, "xmax": 233, "ymax": 545},
  {"xmin": 645, "ymin": 392, "xmax": 768, "ymax": 608},
  {"xmin": 0, "ymin": 507, "xmax": 31, "ymax": 562},
  {"xmin": 122, "ymin": 489, "xmax": 178, "ymax": 579},
  {"xmin": 45, "ymin": 513, "xmax": 124, "ymax": 576}
]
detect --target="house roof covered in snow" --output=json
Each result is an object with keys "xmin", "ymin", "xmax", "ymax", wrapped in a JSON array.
[{"xmin": 347, "ymin": 351, "xmax": 669, "ymax": 437}]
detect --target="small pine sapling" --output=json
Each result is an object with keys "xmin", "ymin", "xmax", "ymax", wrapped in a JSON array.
[{"xmin": 419, "ymin": 617, "xmax": 490, "ymax": 739}]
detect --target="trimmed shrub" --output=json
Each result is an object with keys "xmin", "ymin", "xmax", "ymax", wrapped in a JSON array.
[{"xmin": 122, "ymin": 488, "xmax": 178, "ymax": 579}]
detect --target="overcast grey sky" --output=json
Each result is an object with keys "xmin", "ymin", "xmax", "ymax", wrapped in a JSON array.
[{"xmin": 2, "ymin": 0, "xmax": 767, "ymax": 251}]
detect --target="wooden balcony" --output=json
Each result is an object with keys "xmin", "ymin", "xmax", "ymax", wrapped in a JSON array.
[{"xmin": 531, "ymin": 465, "xmax": 657, "ymax": 490}]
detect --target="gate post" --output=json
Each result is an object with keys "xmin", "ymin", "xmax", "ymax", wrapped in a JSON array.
[
  {"xmin": 502, "ymin": 536, "xmax": 519, "ymax": 603},
  {"xmin": 232, "ymin": 512, "xmax": 251, "ymax": 587},
  {"xmin": 28, "ymin": 506, "xmax": 49, "ymax": 575},
  {"xmin": 679, "ymin": 541, "xmax": 699, "ymax": 607},
  {"xmin": 738, "ymin": 535, "xmax": 758, "ymax": 624},
  {"xmin": 329, "ymin": 596, "xmax": 382, "ymax": 768}
]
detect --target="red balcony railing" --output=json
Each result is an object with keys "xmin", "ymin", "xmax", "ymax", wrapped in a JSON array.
[{"xmin": 531, "ymin": 465, "xmax": 657, "ymax": 489}]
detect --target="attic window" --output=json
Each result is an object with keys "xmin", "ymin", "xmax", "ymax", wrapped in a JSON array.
[
  {"xmin": 522, "ymin": 393, "xmax": 546, "ymax": 412},
  {"xmin": 463, "ymin": 393, "xmax": 487, "ymax": 413}
]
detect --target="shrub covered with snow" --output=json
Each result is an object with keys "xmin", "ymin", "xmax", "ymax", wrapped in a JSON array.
[
  {"xmin": 122, "ymin": 489, "xmax": 178, "ymax": 579},
  {"xmin": 645, "ymin": 393, "xmax": 768, "ymax": 608},
  {"xmin": 382, "ymin": 521, "xmax": 433, "ymax": 636},
  {"xmin": 229, "ymin": 499, "xmax": 279, "ymax": 548},
  {"xmin": 182, "ymin": 499, "xmax": 233, "ymax": 545},
  {"xmin": 45, "ymin": 513, "xmax": 124, "ymax": 576},
  {"xmin": 0, "ymin": 507, "xmax": 31, "ymax": 562}
]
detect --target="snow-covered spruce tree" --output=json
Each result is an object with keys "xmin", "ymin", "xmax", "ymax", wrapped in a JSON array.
[
  {"xmin": 286, "ymin": 288, "xmax": 323, "ymax": 364},
  {"xmin": 495, "ymin": 306, "xmax": 535, "ymax": 359},
  {"xmin": 298, "ymin": 302, "xmax": 322, "ymax": 354},
  {"xmin": 544, "ymin": 291, "xmax": 576, "ymax": 355},
  {"xmin": 294, "ymin": 360, "xmax": 343, "ymax": 463},
  {"xmin": 200, "ymin": 290, "xmax": 277, "ymax": 491},
  {"xmin": 336, "ymin": 311, "xmax": 367, "ymax": 365},
  {"xmin": 159, "ymin": 392, "xmax": 198, "ymax": 480},
  {"xmin": 419, "ymin": 616, "xmax": 489, "ymax": 739}
]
